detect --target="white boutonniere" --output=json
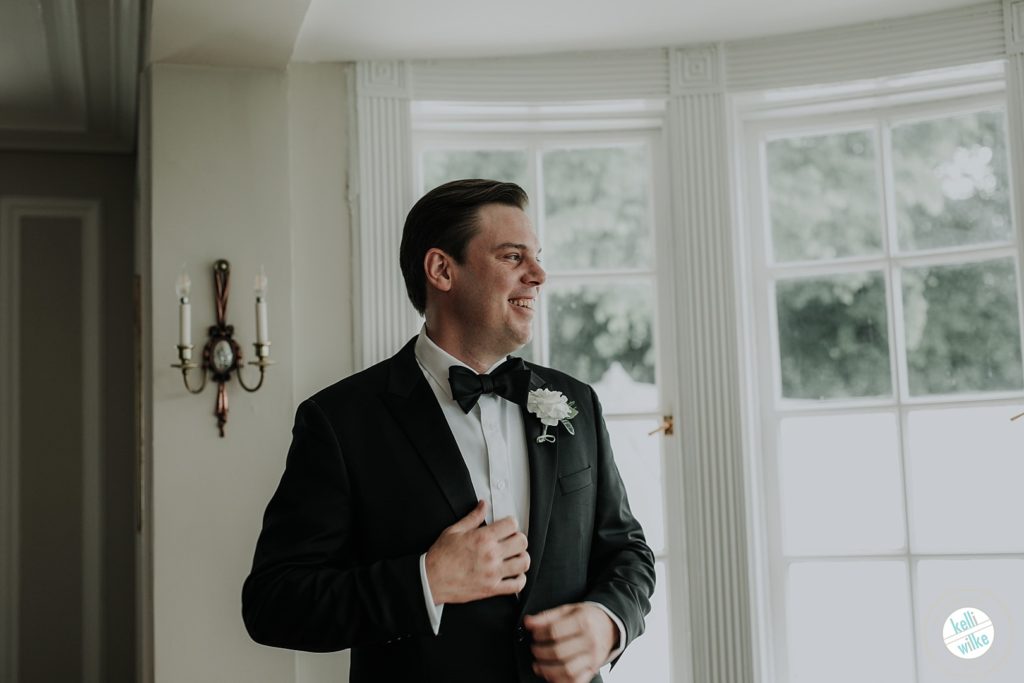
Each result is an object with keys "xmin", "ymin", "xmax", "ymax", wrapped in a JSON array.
[{"xmin": 526, "ymin": 388, "xmax": 578, "ymax": 444}]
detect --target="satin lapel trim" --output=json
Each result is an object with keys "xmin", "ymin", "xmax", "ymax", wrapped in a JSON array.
[
  {"xmin": 519, "ymin": 370, "xmax": 558, "ymax": 615},
  {"xmin": 382, "ymin": 341, "xmax": 478, "ymax": 520}
]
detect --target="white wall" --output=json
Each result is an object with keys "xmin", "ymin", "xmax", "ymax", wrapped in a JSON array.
[
  {"xmin": 286, "ymin": 62, "xmax": 355, "ymax": 682},
  {"xmin": 146, "ymin": 62, "xmax": 354, "ymax": 683}
]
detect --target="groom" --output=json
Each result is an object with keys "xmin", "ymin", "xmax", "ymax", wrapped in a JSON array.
[{"xmin": 242, "ymin": 179, "xmax": 655, "ymax": 682}]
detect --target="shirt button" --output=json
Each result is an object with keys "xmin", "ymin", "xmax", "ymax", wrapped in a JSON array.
[{"xmin": 496, "ymin": 480, "xmax": 507, "ymax": 491}]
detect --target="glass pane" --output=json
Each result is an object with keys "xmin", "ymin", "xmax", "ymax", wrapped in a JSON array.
[
  {"xmin": 542, "ymin": 145, "xmax": 653, "ymax": 271},
  {"xmin": 915, "ymin": 559, "xmax": 1024, "ymax": 682},
  {"xmin": 906, "ymin": 406, "xmax": 1024, "ymax": 554},
  {"xmin": 606, "ymin": 418, "xmax": 665, "ymax": 554},
  {"xmin": 776, "ymin": 271, "xmax": 891, "ymax": 399},
  {"xmin": 604, "ymin": 561, "xmax": 670, "ymax": 683},
  {"xmin": 421, "ymin": 149, "xmax": 529, "ymax": 193},
  {"xmin": 547, "ymin": 280, "xmax": 657, "ymax": 413},
  {"xmin": 778, "ymin": 413, "xmax": 905, "ymax": 556},
  {"xmin": 893, "ymin": 110, "xmax": 1013, "ymax": 251},
  {"xmin": 766, "ymin": 130, "xmax": 883, "ymax": 262},
  {"xmin": 787, "ymin": 561, "xmax": 915, "ymax": 683},
  {"xmin": 902, "ymin": 258, "xmax": 1023, "ymax": 395}
]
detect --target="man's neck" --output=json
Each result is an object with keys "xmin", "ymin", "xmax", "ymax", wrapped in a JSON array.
[{"xmin": 423, "ymin": 324, "xmax": 504, "ymax": 374}]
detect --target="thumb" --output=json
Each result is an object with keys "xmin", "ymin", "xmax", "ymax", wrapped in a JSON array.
[{"xmin": 447, "ymin": 499, "xmax": 487, "ymax": 533}]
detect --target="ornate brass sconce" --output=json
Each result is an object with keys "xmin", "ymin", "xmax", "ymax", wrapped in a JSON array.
[{"xmin": 171, "ymin": 259, "xmax": 272, "ymax": 436}]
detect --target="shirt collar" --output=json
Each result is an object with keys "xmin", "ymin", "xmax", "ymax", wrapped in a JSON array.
[{"xmin": 414, "ymin": 325, "xmax": 509, "ymax": 402}]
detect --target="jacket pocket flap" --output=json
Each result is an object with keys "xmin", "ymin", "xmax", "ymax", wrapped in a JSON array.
[{"xmin": 558, "ymin": 466, "xmax": 593, "ymax": 494}]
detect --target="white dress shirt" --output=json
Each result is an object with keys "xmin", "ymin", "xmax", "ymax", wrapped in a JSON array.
[{"xmin": 412, "ymin": 327, "xmax": 625, "ymax": 663}]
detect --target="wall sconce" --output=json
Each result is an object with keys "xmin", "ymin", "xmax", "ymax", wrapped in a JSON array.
[{"xmin": 171, "ymin": 259, "xmax": 273, "ymax": 437}]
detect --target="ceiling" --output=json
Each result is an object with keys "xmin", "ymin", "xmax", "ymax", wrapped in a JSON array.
[
  {"xmin": 293, "ymin": 0, "xmax": 991, "ymax": 62},
  {"xmin": 0, "ymin": 0, "xmax": 993, "ymax": 153},
  {"xmin": 0, "ymin": 0, "xmax": 141, "ymax": 152}
]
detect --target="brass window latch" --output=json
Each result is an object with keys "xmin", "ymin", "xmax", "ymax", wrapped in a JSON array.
[{"xmin": 648, "ymin": 415, "xmax": 674, "ymax": 436}]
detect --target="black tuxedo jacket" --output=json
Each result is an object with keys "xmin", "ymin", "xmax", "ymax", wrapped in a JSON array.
[{"xmin": 242, "ymin": 337, "xmax": 655, "ymax": 682}]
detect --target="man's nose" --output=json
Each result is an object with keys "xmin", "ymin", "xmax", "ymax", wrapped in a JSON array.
[{"xmin": 525, "ymin": 258, "xmax": 546, "ymax": 286}]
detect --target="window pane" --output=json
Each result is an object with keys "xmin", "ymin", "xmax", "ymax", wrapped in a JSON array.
[
  {"xmin": 902, "ymin": 258, "xmax": 1023, "ymax": 396},
  {"xmin": 906, "ymin": 406, "xmax": 1024, "ymax": 553},
  {"xmin": 421, "ymin": 149, "xmax": 529, "ymax": 193},
  {"xmin": 766, "ymin": 130, "xmax": 883, "ymax": 262},
  {"xmin": 893, "ymin": 110, "xmax": 1013, "ymax": 251},
  {"xmin": 607, "ymin": 418, "xmax": 665, "ymax": 554},
  {"xmin": 604, "ymin": 561, "xmax": 670, "ymax": 683},
  {"xmin": 547, "ymin": 281, "xmax": 657, "ymax": 413},
  {"xmin": 787, "ymin": 561, "xmax": 915, "ymax": 682},
  {"xmin": 776, "ymin": 271, "xmax": 891, "ymax": 399},
  {"xmin": 915, "ymin": 559, "xmax": 1024, "ymax": 683},
  {"xmin": 542, "ymin": 145, "xmax": 653, "ymax": 271},
  {"xmin": 778, "ymin": 413, "xmax": 905, "ymax": 556}
]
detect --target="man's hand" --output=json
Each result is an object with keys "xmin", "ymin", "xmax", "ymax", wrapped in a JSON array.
[
  {"xmin": 524, "ymin": 603, "xmax": 617, "ymax": 683},
  {"xmin": 425, "ymin": 500, "xmax": 530, "ymax": 604}
]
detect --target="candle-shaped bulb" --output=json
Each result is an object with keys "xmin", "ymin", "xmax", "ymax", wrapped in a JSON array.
[
  {"xmin": 175, "ymin": 265, "xmax": 191, "ymax": 301},
  {"xmin": 255, "ymin": 265, "xmax": 269, "ymax": 345},
  {"xmin": 254, "ymin": 264, "xmax": 268, "ymax": 298},
  {"xmin": 176, "ymin": 264, "xmax": 192, "ymax": 348}
]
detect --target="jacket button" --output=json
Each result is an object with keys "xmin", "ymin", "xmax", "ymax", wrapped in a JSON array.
[{"xmin": 515, "ymin": 626, "xmax": 527, "ymax": 643}]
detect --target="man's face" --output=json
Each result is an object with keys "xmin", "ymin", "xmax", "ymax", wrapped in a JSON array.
[{"xmin": 448, "ymin": 203, "xmax": 546, "ymax": 359}]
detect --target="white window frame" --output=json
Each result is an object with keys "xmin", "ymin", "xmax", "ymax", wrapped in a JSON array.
[
  {"xmin": 733, "ymin": 62, "xmax": 1022, "ymax": 683},
  {"xmin": 412, "ymin": 106, "xmax": 685, "ymax": 681}
]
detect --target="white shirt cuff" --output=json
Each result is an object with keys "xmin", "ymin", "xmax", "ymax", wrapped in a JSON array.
[
  {"xmin": 419, "ymin": 552, "xmax": 444, "ymax": 635},
  {"xmin": 585, "ymin": 601, "xmax": 626, "ymax": 665}
]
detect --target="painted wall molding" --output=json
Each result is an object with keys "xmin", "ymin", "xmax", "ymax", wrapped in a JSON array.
[
  {"xmin": 1007, "ymin": 0, "xmax": 1024, "ymax": 54},
  {"xmin": 670, "ymin": 45, "xmax": 724, "ymax": 95},
  {"xmin": 0, "ymin": 197, "xmax": 103, "ymax": 683}
]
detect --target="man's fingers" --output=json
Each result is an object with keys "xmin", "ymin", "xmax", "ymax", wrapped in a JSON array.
[
  {"xmin": 524, "ymin": 603, "xmax": 576, "ymax": 634},
  {"xmin": 502, "ymin": 551, "xmax": 530, "ymax": 576},
  {"xmin": 496, "ymin": 572, "xmax": 527, "ymax": 594},
  {"xmin": 447, "ymin": 499, "xmax": 487, "ymax": 533},
  {"xmin": 488, "ymin": 514, "xmax": 520, "ymax": 538},
  {"xmin": 497, "ymin": 530, "xmax": 528, "ymax": 558},
  {"xmin": 532, "ymin": 654, "xmax": 593, "ymax": 683},
  {"xmin": 531, "ymin": 633, "xmax": 587, "ymax": 663}
]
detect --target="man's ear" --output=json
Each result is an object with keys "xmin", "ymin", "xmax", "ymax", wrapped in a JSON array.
[{"xmin": 423, "ymin": 248, "xmax": 454, "ymax": 294}]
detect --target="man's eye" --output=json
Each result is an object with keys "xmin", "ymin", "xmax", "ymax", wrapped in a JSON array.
[{"xmin": 506, "ymin": 253, "xmax": 522, "ymax": 262}]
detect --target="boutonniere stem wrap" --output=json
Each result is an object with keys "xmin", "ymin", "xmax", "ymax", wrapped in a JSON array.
[{"xmin": 527, "ymin": 388, "xmax": 578, "ymax": 444}]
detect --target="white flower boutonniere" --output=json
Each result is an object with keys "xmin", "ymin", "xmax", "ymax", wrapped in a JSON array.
[{"xmin": 527, "ymin": 388, "xmax": 578, "ymax": 444}]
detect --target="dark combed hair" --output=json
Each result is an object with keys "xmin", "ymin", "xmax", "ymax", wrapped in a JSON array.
[{"xmin": 399, "ymin": 179, "xmax": 528, "ymax": 315}]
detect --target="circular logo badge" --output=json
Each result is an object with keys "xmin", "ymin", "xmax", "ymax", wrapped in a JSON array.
[{"xmin": 943, "ymin": 607, "xmax": 994, "ymax": 659}]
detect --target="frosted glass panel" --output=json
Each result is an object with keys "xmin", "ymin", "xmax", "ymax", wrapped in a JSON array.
[
  {"xmin": 915, "ymin": 559, "xmax": 1024, "ymax": 682},
  {"xmin": 604, "ymin": 561, "xmax": 669, "ymax": 683},
  {"xmin": 607, "ymin": 419, "xmax": 665, "ymax": 554},
  {"xmin": 906, "ymin": 406, "xmax": 1024, "ymax": 553},
  {"xmin": 787, "ymin": 561, "xmax": 915, "ymax": 683},
  {"xmin": 779, "ymin": 413, "xmax": 905, "ymax": 556}
]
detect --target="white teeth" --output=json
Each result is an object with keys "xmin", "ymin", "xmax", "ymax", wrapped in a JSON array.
[{"xmin": 509, "ymin": 298, "xmax": 533, "ymax": 309}]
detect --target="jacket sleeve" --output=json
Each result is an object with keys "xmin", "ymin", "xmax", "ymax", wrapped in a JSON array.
[
  {"xmin": 581, "ymin": 387, "xmax": 657, "ymax": 660},
  {"xmin": 241, "ymin": 398, "xmax": 433, "ymax": 652}
]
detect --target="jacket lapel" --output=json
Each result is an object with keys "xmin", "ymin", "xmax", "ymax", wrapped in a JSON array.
[
  {"xmin": 381, "ymin": 337, "xmax": 478, "ymax": 520},
  {"xmin": 518, "ymin": 369, "xmax": 558, "ymax": 614}
]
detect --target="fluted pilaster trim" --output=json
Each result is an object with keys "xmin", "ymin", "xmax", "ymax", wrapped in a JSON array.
[
  {"xmin": 669, "ymin": 81, "xmax": 752, "ymax": 683},
  {"xmin": 726, "ymin": 2, "xmax": 1005, "ymax": 91},
  {"xmin": 354, "ymin": 62, "xmax": 419, "ymax": 368}
]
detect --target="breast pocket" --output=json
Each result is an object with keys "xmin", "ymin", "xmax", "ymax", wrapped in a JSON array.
[{"xmin": 558, "ymin": 465, "xmax": 593, "ymax": 494}]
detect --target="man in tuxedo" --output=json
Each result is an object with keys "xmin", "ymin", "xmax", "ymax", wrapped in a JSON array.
[{"xmin": 242, "ymin": 179, "xmax": 655, "ymax": 682}]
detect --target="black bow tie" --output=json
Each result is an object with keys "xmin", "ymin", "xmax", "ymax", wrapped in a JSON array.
[{"xmin": 448, "ymin": 357, "xmax": 531, "ymax": 413}]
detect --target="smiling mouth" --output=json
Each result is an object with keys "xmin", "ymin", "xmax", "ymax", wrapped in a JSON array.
[{"xmin": 508, "ymin": 298, "xmax": 534, "ymax": 310}]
